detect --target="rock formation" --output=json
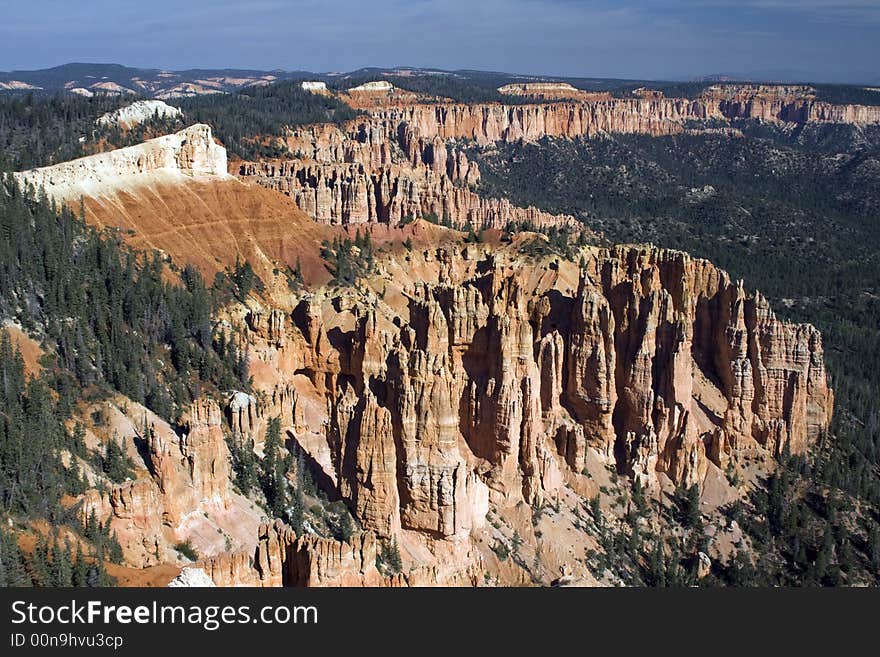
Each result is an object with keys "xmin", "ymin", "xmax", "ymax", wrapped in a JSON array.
[
  {"xmin": 236, "ymin": 242, "xmax": 831, "ymax": 560},
  {"xmin": 167, "ymin": 567, "xmax": 216, "ymax": 587},
  {"xmin": 704, "ymin": 84, "xmax": 880, "ymax": 125},
  {"xmin": 13, "ymin": 123, "xmax": 229, "ymax": 202},
  {"xmin": 80, "ymin": 396, "xmax": 261, "ymax": 568},
  {"xmin": 236, "ymin": 117, "xmax": 578, "ymax": 230},
  {"xmin": 349, "ymin": 81, "xmax": 394, "ymax": 93},
  {"xmin": 237, "ymin": 84, "xmax": 878, "ymax": 229},
  {"xmin": 96, "ymin": 99, "xmax": 183, "ymax": 129},
  {"xmin": 178, "ymin": 239, "xmax": 832, "ymax": 586},
  {"xmin": 301, "ymin": 81, "xmax": 328, "ymax": 93},
  {"xmin": 497, "ymin": 82, "xmax": 609, "ymax": 101},
  {"xmin": 237, "ymin": 156, "xmax": 573, "ymax": 230}
]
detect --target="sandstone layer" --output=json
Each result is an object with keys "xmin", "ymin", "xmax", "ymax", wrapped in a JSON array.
[
  {"xmin": 13, "ymin": 129, "xmax": 334, "ymax": 286},
  {"xmin": 224, "ymin": 240, "xmax": 831, "ymax": 580},
  {"xmin": 236, "ymin": 84, "xmax": 879, "ymax": 230},
  {"xmin": 236, "ymin": 118, "xmax": 578, "ymax": 230},
  {"xmin": 79, "ymin": 396, "xmax": 262, "ymax": 568}
]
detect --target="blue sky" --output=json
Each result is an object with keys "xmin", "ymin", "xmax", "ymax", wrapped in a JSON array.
[{"xmin": 1, "ymin": 0, "xmax": 877, "ymax": 82}]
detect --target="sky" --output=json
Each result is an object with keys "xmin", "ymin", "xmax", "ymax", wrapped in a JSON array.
[{"xmin": 0, "ymin": 0, "xmax": 877, "ymax": 83}]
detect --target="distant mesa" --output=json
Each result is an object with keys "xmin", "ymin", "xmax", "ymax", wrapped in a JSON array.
[
  {"xmin": 349, "ymin": 80, "xmax": 394, "ymax": 93},
  {"xmin": 59, "ymin": 77, "xmax": 137, "ymax": 96},
  {"xmin": 0, "ymin": 80, "xmax": 41, "ymax": 91},
  {"xmin": 301, "ymin": 80, "xmax": 328, "ymax": 92},
  {"xmin": 498, "ymin": 82, "xmax": 579, "ymax": 95},
  {"xmin": 89, "ymin": 80, "xmax": 137, "ymax": 95},
  {"xmin": 342, "ymin": 78, "xmax": 449, "ymax": 108},
  {"xmin": 153, "ymin": 82, "xmax": 225, "ymax": 99},
  {"xmin": 96, "ymin": 99, "xmax": 183, "ymax": 129},
  {"xmin": 631, "ymin": 87, "xmax": 665, "ymax": 99},
  {"xmin": 497, "ymin": 82, "xmax": 610, "ymax": 101}
]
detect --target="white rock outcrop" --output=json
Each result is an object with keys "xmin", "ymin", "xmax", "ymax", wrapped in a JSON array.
[
  {"xmin": 349, "ymin": 80, "xmax": 393, "ymax": 92},
  {"xmin": 13, "ymin": 124, "xmax": 229, "ymax": 201},
  {"xmin": 497, "ymin": 82, "xmax": 579, "ymax": 95},
  {"xmin": 0, "ymin": 80, "xmax": 42, "ymax": 91},
  {"xmin": 96, "ymin": 100, "xmax": 183, "ymax": 129},
  {"xmin": 167, "ymin": 567, "xmax": 216, "ymax": 587},
  {"xmin": 301, "ymin": 81, "xmax": 328, "ymax": 92}
]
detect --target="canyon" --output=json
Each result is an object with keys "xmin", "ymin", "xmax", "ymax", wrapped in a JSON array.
[
  {"xmin": 9, "ymin": 83, "xmax": 856, "ymax": 586},
  {"xmin": 235, "ymin": 84, "xmax": 880, "ymax": 230},
  {"xmin": 60, "ymin": 228, "xmax": 833, "ymax": 586}
]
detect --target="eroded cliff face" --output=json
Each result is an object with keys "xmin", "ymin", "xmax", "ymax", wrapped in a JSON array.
[
  {"xmin": 201, "ymin": 518, "xmax": 492, "ymax": 587},
  {"xmin": 42, "ymin": 199, "xmax": 832, "ymax": 586},
  {"xmin": 79, "ymin": 396, "xmax": 263, "ymax": 569},
  {"xmin": 177, "ymin": 239, "xmax": 832, "ymax": 586},
  {"xmin": 236, "ymin": 119, "xmax": 576, "ymax": 231},
  {"xmin": 707, "ymin": 84, "xmax": 880, "ymax": 124},
  {"xmin": 201, "ymin": 239, "xmax": 831, "ymax": 585},
  {"xmin": 236, "ymin": 85, "xmax": 879, "ymax": 230},
  {"xmin": 361, "ymin": 87, "xmax": 880, "ymax": 144},
  {"xmin": 67, "ymin": 237, "xmax": 832, "ymax": 586},
  {"xmin": 20, "ymin": 100, "xmax": 840, "ymax": 586}
]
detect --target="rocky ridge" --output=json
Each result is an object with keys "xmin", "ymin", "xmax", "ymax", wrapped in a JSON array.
[
  {"xmin": 13, "ymin": 124, "xmax": 229, "ymax": 202},
  {"xmin": 78, "ymin": 396, "xmax": 262, "ymax": 568},
  {"xmin": 96, "ymin": 99, "xmax": 183, "ymax": 129},
  {"xmin": 236, "ymin": 84, "xmax": 879, "ymax": 229},
  {"xmin": 63, "ymin": 235, "xmax": 832, "ymax": 586},
  {"xmin": 236, "ymin": 117, "xmax": 579, "ymax": 231}
]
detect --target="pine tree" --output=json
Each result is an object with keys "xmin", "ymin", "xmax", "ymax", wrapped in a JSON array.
[
  {"xmin": 589, "ymin": 495, "xmax": 603, "ymax": 529},
  {"xmin": 362, "ymin": 232, "xmax": 374, "ymax": 268},
  {"xmin": 107, "ymin": 532, "xmax": 124, "ymax": 565},
  {"xmin": 31, "ymin": 534, "xmax": 51, "ymax": 586},
  {"xmin": 649, "ymin": 539, "xmax": 666, "ymax": 587},
  {"xmin": 228, "ymin": 435, "xmax": 259, "ymax": 494},
  {"xmin": 73, "ymin": 542, "xmax": 88, "ymax": 587},
  {"xmin": 261, "ymin": 416, "xmax": 290, "ymax": 518},
  {"xmin": 870, "ymin": 522, "xmax": 880, "ymax": 574},
  {"xmin": 51, "ymin": 538, "xmax": 73, "ymax": 586},
  {"xmin": 380, "ymin": 539, "xmax": 402, "ymax": 575},
  {"xmin": 685, "ymin": 484, "xmax": 701, "ymax": 528},
  {"xmin": 335, "ymin": 510, "xmax": 355, "ymax": 541},
  {"xmin": 85, "ymin": 563, "xmax": 101, "ymax": 588},
  {"xmin": 231, "ymin": 256, "xmax": 255, "ymax": 299},
  {"xmin": 0, "ymin": 525, "xmax": 32, "ymax": 586},
  {"xmin": 102, "ymin": 434, "xmax": 133, "ymax": 483},
  {"xmin": 815, "ymin": 524, "xmax": 835, "ymax": 582},
  {"xmin": 84, "ymin": 509, "xmax": 99, "ymax": 542}
]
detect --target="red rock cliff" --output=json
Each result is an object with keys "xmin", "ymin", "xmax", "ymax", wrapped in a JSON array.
[{"xmin": 239, "ymin": 242, "xmax": 832, "ymax": 548}]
